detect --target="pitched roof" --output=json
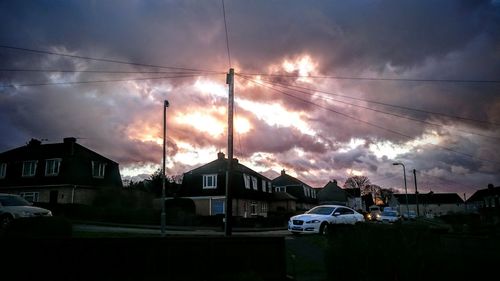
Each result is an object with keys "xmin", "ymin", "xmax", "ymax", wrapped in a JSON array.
[
  {"xmin": 273, "ymin": 192, "xmax": 297, "ymax": 201},
  {"xmin": 467, "ymin": 184, "xmax": 500, "ymax": 203},
  {"xmin": 272, "ymin": 170, "xmax": 311, "ymax": 188},
  {"xmin": 316, "ymin": 180, "xmax": 355, "ymax": 204},
  {"xmin": 185, "ymin": 153, "xmax": 270, "ymax": 181},
  {"xmin": 394, "ymin": 193, "xmax": 464, "ymax": 205}
]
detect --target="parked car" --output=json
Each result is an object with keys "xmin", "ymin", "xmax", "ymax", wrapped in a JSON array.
[
  {"xmin": 0, "ymin": 193, "xmax": 52, "ymax": 229},
  {"xmin": 288, "ymin": 205, "xmax": 364, "ymax": 235},
  {"xmin": 402, "ymin": 210, "xmax": 417, "ymax": 220},
  {"xmin": 378, "ymin": 210, "xmax": 401, "ymax": 223}
]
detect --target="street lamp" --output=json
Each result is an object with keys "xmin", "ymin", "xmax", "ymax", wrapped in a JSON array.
[
  {"xmin": 393, "ymin": 162, "xmax": 410, "ymax": 218},
  {"xmin": 161, "ymin": 100, "xmax": 169, "ymax": 237}
]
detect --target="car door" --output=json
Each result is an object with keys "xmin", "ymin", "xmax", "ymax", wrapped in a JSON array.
[
  {"xmin": 332, "ymin": 207, "xmax": 347, "ymax": 224},
  {"xmin": 342, "ymin": 208, "xmax": 356, "ymax": 224}
]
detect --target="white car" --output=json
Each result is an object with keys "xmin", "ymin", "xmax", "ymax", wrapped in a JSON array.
[
  {"xmin": 0, "ymin": 193, "xmax": 52, "ymax": 229},
  {"xmin": 288, "ymin": 205, "xmax": 365, "ymax": 235},
  {"xmin": 377, "ymin": 210, "xmax": 401, "ymax": 223}
]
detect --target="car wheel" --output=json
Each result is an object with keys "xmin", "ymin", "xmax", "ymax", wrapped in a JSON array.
[
  {"xmin": 0, "ymin": 215, "xmax": 13, "ymax": 230},
  {"xmin": 319, "ymin": 222, "xmax": 329, "ymax": 235}
]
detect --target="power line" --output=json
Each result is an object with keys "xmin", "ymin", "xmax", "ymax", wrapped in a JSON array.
[
  {"xmin": 1, "ymin": 73, "xmax": 221, "ymax": 88},
  {"xmin": 242, "ymin": 75, "xmax": 500, "ymax": 141},
  {"xmin": 237, "ymin": 72, "xmax": 500, "ymax": 84},
  {"xmin": 245, "ymin": 75, "xmax": 500, "ymax": 127},
  {"xmin": 0, "ymin": 45, "xmax": 224, "ymax": 74},
  {"xmin": 221, "ymin": 0, "xmax": 232, "ymax": 68},
  {"xmin": 0, "ymin": 68, "xmax": 217, "ymax": 75},
  {"xmin": 237, "ymin": 74, "xmax": 500, "ymax": 166}
]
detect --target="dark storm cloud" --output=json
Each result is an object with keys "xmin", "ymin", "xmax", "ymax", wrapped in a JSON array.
[{"xmin": 1, "ymin": 0, "xmax": 499, "ymax": 194}]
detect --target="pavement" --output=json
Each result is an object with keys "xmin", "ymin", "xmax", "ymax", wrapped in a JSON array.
[{"xmin": 71, "ymin": 219, "xmax": 288, "ymax": 233}]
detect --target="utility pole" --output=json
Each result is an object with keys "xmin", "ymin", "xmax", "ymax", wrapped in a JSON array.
[
  {"xmin": 413, "ymin": 169, "xmax": 419, "ymax": 217},
  {"xmin": 225, "ymin": 68, "xmax": 234, "ymax": 236},
  {"xmin": 161, "ymin": 100, "xmax": 169, "ymax": 237}
]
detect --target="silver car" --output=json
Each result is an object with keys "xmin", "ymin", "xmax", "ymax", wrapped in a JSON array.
[{"xmin": 0, "ymin": 193, "xmax": 52, "ymax": 229}]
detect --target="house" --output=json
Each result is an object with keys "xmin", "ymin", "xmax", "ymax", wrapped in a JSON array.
[
  {"xmin": 316, "ymin": 180, "xmax": 363, "ymax": 211},
  {"xmin": 466, "ymin": 184, "xmax": 500, "ymax": 212},
  {"xmin": 271, "ymin": 170, "xmax": 318, "ymax": 211},
  {"xmin": 392, "ymin": 192, "xmax": 465, "ymax": 217},
  {"xmin": 178, "ymin": 152, "xmax": 275, "ymax": 217},
  {"xmin": 0, "ymin": 137, "xmax": 123, "ymax": 204},
  {"xmin": 317, "ymin": 180, "xmax": 348, "ymax": 205}
]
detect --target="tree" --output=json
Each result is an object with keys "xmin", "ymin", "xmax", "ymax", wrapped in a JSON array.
[
  {"xmin": 145, "ymin": 169, "xmax": 182, "ymax": 197},
  {"xmin": 344, "ymin": 176, "xmax": 371, "ymax": 195}
]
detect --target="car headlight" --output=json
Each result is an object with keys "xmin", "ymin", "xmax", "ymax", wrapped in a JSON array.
[
  {"xmin": 20, "ymin": 211, "xmax": 35, "ymax": 217},
  {"xmin": 376, "ymin": 214, "xmax": 381, "ymax": 218},
  {"xmin": 305, "ymin": 219, "xmax": 320, "ymax": 224}
]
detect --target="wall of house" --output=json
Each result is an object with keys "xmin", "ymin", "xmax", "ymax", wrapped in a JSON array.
[
  {"xmin": 398, "ymin": 203, "xmax": 466, "ymax": 217},
  {"xmin": 271, "ymin": 200, "xmax": 296, "ymax": 212},
  {"xmin": 192, "ymin": 198, "xmax": 211, "ymax": 216}
]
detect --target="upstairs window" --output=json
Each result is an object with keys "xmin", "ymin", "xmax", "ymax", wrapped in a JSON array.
[
  {"xmin": 268, "ymin": 182, "xmax": 273, "ymax": 193},
  {"xmin": 45, "ymin": 158, "xmax": 61, "ymax": 176},
  {"xmin": 262, "ymin": 179, "xmax": 267, "ymax": 192},
  {"xmin": 203, "ymin": 174, "xmax": 217, "ymax": 189},
  {"xmin": 92, "ymin": 161, "xmax": 106, "ymax": 178},
  {"xmin": 22, "ymin": 161, "xmax": 37, "ymax": 177},
  {"xmin": 0, "ymin": 163, "xmax": 6, "ymax": 179},
  {"xmin": 276, "ymin": 186, "xmax": 286, "ymax": 192},
  {"xmin": 243, "ymin": 174, "xmax": 251, "ymax": 189},
  {"xmin": 251, "ymin": 176, "xmax": 258, "ymax": 190}
]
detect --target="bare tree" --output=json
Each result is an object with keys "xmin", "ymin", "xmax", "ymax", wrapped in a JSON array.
[{"xmin": 344, "ymin": 176, "xmax": 371, "ymax": 194}]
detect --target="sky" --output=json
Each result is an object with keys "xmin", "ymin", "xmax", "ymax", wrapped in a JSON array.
[{"xmin": 1, "ymin": 0, "xmax": 499, "ymax": 197}]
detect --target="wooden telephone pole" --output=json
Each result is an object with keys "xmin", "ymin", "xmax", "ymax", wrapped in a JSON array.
[{"xmin": 225, "ymin": 68, "xmax": 234, "ymax": 236}]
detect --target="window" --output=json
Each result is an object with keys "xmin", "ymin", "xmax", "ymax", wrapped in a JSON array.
[
  {"xmin": 0, "ymin": 163, "xmax": 6, "ymax": 179},
  {"xmin": 261, "ymin": 202, "xmax": 268, "ymax": 213},
  {"xmin": 20, "ymin": 192, "xmax": 39, "ymax": 203},
  {"xmin": 261, "ymin": 179, "xmax": 266, "ymax": 192},
  {"xmin": 243, "ymin": 174, "xmax": 251, "ymax": 189},
  {"xmin": 92, "ymin": 161, "xmax": 106, "ymax": 178},
  {"xmin": 45, "ymin": 158, "xmax": 61, "ymax": 176},
  {"xmin": 202, "ymin": 174, "xmax": 217, "ymax": 189},
  {"xmin": 276, "ymin": 186, "xmax": 286, "ymax": 192},
  {"xmin": 22, "ymin": 161, "xmax": 37, "ymax": 177},
  {"xmin": 268, "ymin": 182, "xmax": 272, "ymax": 193},
  {"xmin": 251, "ymin": 176, "xmax": 258, "ymax": 190},
  {"xmin": 250, "ymin": 201, "xmax": 257, "ymax": 215}
]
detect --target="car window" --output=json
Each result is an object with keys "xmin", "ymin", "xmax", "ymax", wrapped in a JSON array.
[
  {"xmin": 306, "ymin": 206, "xmax": 335, "ymax": 215},
  {"xmin": 0, "ymin": 195, "xmax": 30, "ymax": 206}
]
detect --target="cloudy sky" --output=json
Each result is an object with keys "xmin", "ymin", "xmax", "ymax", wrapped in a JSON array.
[{"xmin": 1, "ymin": 0, "xmax": 499, "ymax": 196}]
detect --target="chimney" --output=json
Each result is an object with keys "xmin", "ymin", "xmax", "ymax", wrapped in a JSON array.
[
  {"xmin": 64, "ymin": 137, "xmax": 77, "ymax": 144},
  {"xmin": 64, "ymin": 137, "xmax": 76, "ymax": 156},
  {"xmin": 217, "ymin": 151, "xmax": 225, "ymax": 160},
  {"xmin": 281, "ymin": 169, "xmax": 286, "ymax": 176},
  {"xmin": 27, "ymin": 138, "xmax": 41, "ymax": 146}
]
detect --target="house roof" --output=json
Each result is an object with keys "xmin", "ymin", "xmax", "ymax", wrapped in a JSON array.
[
  {"xmin": 185, "ymin": 152, "xmax": 270, "ymax": 181},
  {"xmin": 467, "ymin": 184, "xmax": 500, "ymax": 203},
  {"xmin": 0, "ymin": 138, "xmax": 118, "ymax": 164},
  {"xmin": 273, "ymin": 192, "xmax": 297, "ymax": 201},
  {"xmin": 271, "ymin": 170, "xmax": 312, "ymax": 188},
  {"xmin": 317, "ymin": 180, "xmax": 348, "ymax": 202},
  {"xmin": 394, "ymin": 193, "xmax": 464, "ymax": 205}
]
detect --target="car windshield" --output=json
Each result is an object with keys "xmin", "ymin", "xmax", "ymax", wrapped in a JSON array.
[
  {"xmin": 382, "ymin": 211, "xmax": 398, "ymax": 217},
  {"xmin": 306, "ymin": 206, "xmax": 335, "ymax": 215},
  {"xmin": 0, "ymin": 195, "xmax": 31, "ymax": 207}
]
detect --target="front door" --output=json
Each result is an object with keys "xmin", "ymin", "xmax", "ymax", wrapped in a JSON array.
[{"xmin": 49, "ymin": 190, "xmax": 59, "ymax": 204}]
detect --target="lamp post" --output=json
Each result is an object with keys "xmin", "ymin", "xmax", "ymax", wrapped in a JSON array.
[
  {"xmin": 393, "ymin": 162, "xmax": 409, "ymax": 218},
  {"xmin": 161, "ymin": 100, "xmax": 169, "ymax": 237}
]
